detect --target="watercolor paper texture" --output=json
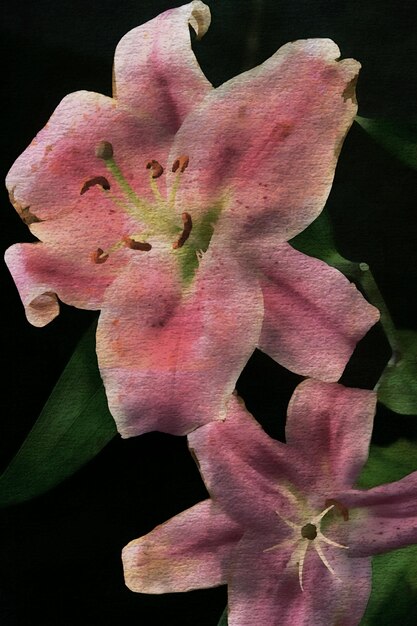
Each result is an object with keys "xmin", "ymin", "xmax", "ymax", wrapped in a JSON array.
[{"xmin": 1, "ymin": 1, "xmax": 416, "ymax": 625}]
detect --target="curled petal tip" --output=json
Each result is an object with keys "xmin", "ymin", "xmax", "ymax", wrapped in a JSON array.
[{"xmin": 189, "ymin": 1, "xmax": 211, "ymax": 40}]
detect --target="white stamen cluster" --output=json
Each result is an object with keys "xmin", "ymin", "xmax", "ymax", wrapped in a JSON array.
[{"xmin": 264, "ymin": 504, "xmax": 348, "ymax": 591}]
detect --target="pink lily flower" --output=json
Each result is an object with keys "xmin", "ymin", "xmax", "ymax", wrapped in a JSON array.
[
  {"xmin": 122, "ymin": 380, "xmax": 417, "ymax": 625},
  {"xmin": 5, "ymin": 2, "xmax": 378, "ymax": 437}
]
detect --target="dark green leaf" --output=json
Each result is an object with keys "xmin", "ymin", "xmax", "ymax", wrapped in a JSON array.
[
  {"xmin": 290, "ymin": 210, "xmax": 357, "ymax": 277},
  {"xmin": 0, "ymin": 322, "xmax": 117, "ymax": 508},
  {"xmin": 357, "ymin": 438, "xmax": 417, "ymax": 490},
  {"xmin": 356, "ymin": 116, "xmax": 417, "ymax": 170},
  {"xmin": 358, "ymin": 438, "xmax": 417, "ymax": 624},
  {"xmin": 377, "ymin": 330, "xmax": 417, "ymax": 415},
  {"xmin": 217, "ymin": 607, "xmax": 228, "ymax": 626},
  {"xmin": 361, "ymin": 544, "xmax": 417, "ymax": 626}
]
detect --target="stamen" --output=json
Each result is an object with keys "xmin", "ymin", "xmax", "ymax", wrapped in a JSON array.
[
  {"xmin": 275, "ymin": 510, "xmax": 299, "ymax": 531},
  {"xmin": 325, "ymin": 499, "xmax": 349, "ymax": 521},
  {"xmin": 263, "ymin": 538, "xmax": 297, "ymax": 553},
  {"xmin": 172, "ymin": 212, "xmax": 193, "ymax": 249},
  {"xmin": 146, "ymin": 160, "xmax": 164, "ymax": 179},
  {"xmin": 92, "ymin": 248, "xmax": 109, "ymax": 264},
  {"xmin": 317, "ymin": 531, "xmax": 348, "ymax": 550},
  {"xmin": 80, "ymin": 176, "xmax": 111, "ymax": 195},
  {"xmin": 313, "ymin": 541, "xmax": 340, "ymax": 580},
  {"xmin": 172, "ymin": 155, "xmax": 189, "ymax": 173},
  {"xmin": 297, "ymin": 541, "xmax": 309, "ymax": 591},
  {"xmin": 123, "ymin": 237, "xmax": 152, "ymax": 252},
  {"xmin": 311, "ymin": 505, "xmax": 335, "ymax": 525},
  {"xmin": 95, "ymin": 141, "xmax": 114, "ymax": 161}
]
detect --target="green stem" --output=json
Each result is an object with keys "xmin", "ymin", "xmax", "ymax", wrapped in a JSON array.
[{"xmin": 357, "ymin": 263, "xmax": 401, "ymax": 362}]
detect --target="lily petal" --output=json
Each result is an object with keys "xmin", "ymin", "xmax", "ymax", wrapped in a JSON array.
[
  {"xmin": 122, "ymin": 499, "xmax": 242, "ymax": 593},
  {"xmin": 339, "ymin": 471, "xmax": 417, "ymax": 556},
  {"xmin": 113, "ymin": 1, "xmax": 212, "ymax": 133},
  {"xmin": 228, "ymin": 531, "xmax": 371, "ymax": 626},
  {"xmin": 171, "ymin": 39, "xmax": 359, "ymax": 240},
  {"xmin": 189, "ymin": 395, "xmax": 309, "ymax": 531},
  {"xmin": 286, "ymin": 380, "xmax": 377, "ymax": 493},
  {"xmin": 6, "ymin": 90, "xmax": 170, "ymax": 227},
  {"xmin": 97, "ymin": 242, "xmax": 263, "ymax": 437},
  {"xmin": 5, "ymin": 242, "xmax": 127, "ymax": 326},
  {"xmin": 251, "ymin": 242, "xmax": 379, "ymax": 381}
]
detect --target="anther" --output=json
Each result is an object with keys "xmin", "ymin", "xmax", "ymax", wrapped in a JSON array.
[
  {"xmin": 325, "ymin": 499, "xmax": 349, "ymax": 522},
  {"xmin": 172, "ymin": 212, "xmax": 192, "ymax": 249},
  {"xmin": 80, "ymin": 176, "xmax": 111, "ymax": 195},
  {"xmin": 123, "ymin": 237, "xmax": 152, "ymax": 252},
  {"xmin": 95, "ymin": 141, "xmax": 114, "ymax": 161},
  {"xmin": 301, "ymin": 523, "xmax": 317, "ymax": 540},
  {"xmin": 146, "ymin": 160, "xmax": 164, "ymax": 179},
  {"xmin": 92, "ymin": 248, "xmax": 109, "ymax": 264},
  {"xmin": 172, "ymin": 155, "xmax": 189, "ymax": 173}
]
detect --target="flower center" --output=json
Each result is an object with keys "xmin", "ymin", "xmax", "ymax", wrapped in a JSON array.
[
  {"xmin": 81, "ymin": 142, "xmax": 219, "ymax": 282},
  {"xmin": 300, "ymin": 523, "xmax": 317, "ymax": 540},
  {"xmin": 264, "ymin": 499, "xmax": 350, "ymax": 592}
]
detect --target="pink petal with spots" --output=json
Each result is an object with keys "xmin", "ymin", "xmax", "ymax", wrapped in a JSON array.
[
  {"xmin": 5, "ymin": 242, "xmax": 128, "ymax": 326},
  {"xmin": 188, "ymin": 395, "xmax": 309, "ymax": 531},
  {"xmin": 114, "ymin": 1, "xmax": 212, "ymax": 133},
  {"xmin": 338, "ymin": 470, "xmax": 417, "ymax": 556},
  {"xmin": 286, "ymin": 380, "xmax": 377, "ymax": 494},
  {"xmin": 228, "ymin": 531, "xmax": 371, "ymax": 626},
  {"xmin": 6, "ymin": 90, "xmax": 171, "ymax": 228},
  {"xmin": 122, "ymin": 500, "xmax": 242, "ymax": 593},
  {"xmin": 171, "ymin": 39, "xmax": 359, "ymax": 241},
  {"xmin": 97, "ymin": 243, "xmax": 263, "ymax": 437},
  {"xmin": 251, "ymin": 242, "xmax": 379, "ymax": 381}
]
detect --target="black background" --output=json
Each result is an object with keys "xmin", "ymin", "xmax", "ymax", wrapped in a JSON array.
[{"xmin": 1, "ymin": 1, "xmax": 417, "ymax": 624}]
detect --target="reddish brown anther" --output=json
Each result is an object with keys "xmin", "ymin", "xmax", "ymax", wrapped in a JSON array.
[
  {"xmin": 146, "ymin": 160, "xmax": 164, "ymax": 179},
  {"xmin": 123, "ymin": 236, "xmax": 152, "ymax": 251},
  {"xmin": 80, "ymin": 176, "xmax": 111, "ymax": 195},
  {"xmin": 172, "ymin": 155, "xmax": 189, "ymax": 173},
  {"xmin": 325, "ymin": 499, "xmax": 349, "ymax": 521},
  {"xmin": 92, "ymin": 248, "xmax": 109, "ymax": 264},
  {"xmin": 172, "ymin": 212, "xmax": 192, "ymax": 249}
]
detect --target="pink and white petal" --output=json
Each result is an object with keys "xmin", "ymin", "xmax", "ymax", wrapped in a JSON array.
[
  {"xmin": 97, "ymin": 242, "xmax": 263, "ymax": 437},
  {"xmin": 228, "ymin": 531, "xmax": 371, "ymax": 626},
  {"xmin": 286, "ymin": 380, "xmax": 376, "ymax": 494},
  {"xmin": 6, "ymin": 90, "xmax": 170, "ymax": 226},
  {"xmin": 189, "ymin": 395, "xmax": 310, "ymax": 531},
  {"xmin": 171, "ymin": 39, "xmax": 359, "ymax": 240},
  {"xmin": 113, "ymin": 1, "xmax": 212, "ymax": 133},
  {"xmin": 5, "ymin": 242, "xmax": 127, "ymax": 326},
  {"xmin": 122, "ymin": 499, "xmax": 243, "ymax": 593},
  {"xmin": 252, "ymin": 242, "xmax": 379, "ymax": 381},
  {"xmin": 338, "ymin": 471, "xmax": 417, "ymax": 556}
]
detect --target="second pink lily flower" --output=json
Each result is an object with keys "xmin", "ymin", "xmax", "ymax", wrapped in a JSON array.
[{"xmin": 5, "ymin": 2, "xmax": 378, "ymax": 436}]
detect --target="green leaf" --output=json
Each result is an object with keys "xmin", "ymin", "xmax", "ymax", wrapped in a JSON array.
[
  {"xmin": 0, "ymin": 322, "xmax": 117, "ymax": 508},
  {"xmin": 356, "ymin": 116, "xmax": 417, "ymax": 170},
  {"xmin": 361, "ymin": 544, "xmax": 417, "ymax": 626},
  {"xmin": 377, "ymin": 330, "xmax": 417, "ymax": 415},
  {"xmin": 357, "ymin": 438, "xmax": 417, "ymax": 489},
  {"xmin": 358, "ymin": 438, "xmax": 417, "ymax": 624},
  {"xmin": 217, "ymin": 607, "xmax": 228, "ymax": 626},
  {"xmin": 290, "ymin": 210, "xmax": 357, "ymax": 276}
]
